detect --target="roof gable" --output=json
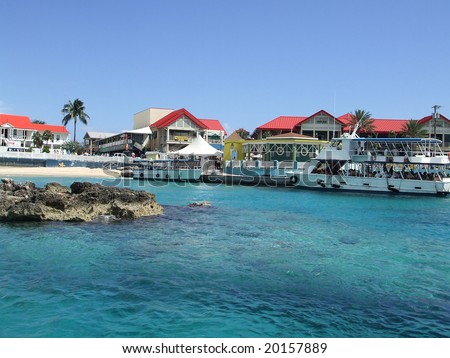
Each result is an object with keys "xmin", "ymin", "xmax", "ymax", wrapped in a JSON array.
[
  {"xmin": 225, "ymin": 131, "xmax": 244, "ymax": 141},
  {"xmin": 418, "ymin": 114, "xmax": 450, "ymax": 124},
  {"xmin": 301, "ymin": 109, "xmax": 345, "ymax": 125},
  {"xmin": 151, "ymin": 108, "xmax": 208, "ymax": 129},
  {"xmin": 0, "ymin": 114, "xmax": 32, "ymax": 128}
]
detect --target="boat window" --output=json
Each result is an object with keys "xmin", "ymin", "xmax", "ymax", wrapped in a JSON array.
[
  {"xmin": 331, "ymin": 140, "xmax": 342, "ymax": 149},
  {"xmin": 330, "ymin": 140, "xmax": 342, "ymax": 148}
]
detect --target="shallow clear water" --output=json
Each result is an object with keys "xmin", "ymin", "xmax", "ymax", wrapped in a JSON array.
[{"xmin": 1, "ymin": 177, "xmax": 449, "ymax": 337}]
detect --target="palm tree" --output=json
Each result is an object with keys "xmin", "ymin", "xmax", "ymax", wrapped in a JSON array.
[
  {"xmin": 401, "ymin": 119, "xmax": 428, "ymax": 138},
  {"xmin": 32, "ymin": 132, "xmax": 43, "ymax": 149},
  {"xmin": 42, "ymin": 130, "xmax": 54, "ymax": 148},
  {"xmin": 61, "ymin": 99, "xmax": 90, "ymax": 142},
  {"xmin": 349, "ymin": 109, "xmax": 375, "ymax": 135}
]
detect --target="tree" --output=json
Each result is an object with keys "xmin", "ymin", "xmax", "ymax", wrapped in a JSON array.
[
  {"xmin": 42, "ymin": 130, "xmax": 54, "ymax": 152},
  {"xmin": 388, "ymin": 130, "xmax": 397, "ymax": 138},
  {"xmin": 236, "ymin": 128, "xmax": 250, "ymax": 139},
  {"xmin": 401, "ymin": 119, "xmax": 428, "ymax": 138},
  {"xmin": 349, "ymin": 109, "xmax": 375, "ymax": 135},
  {"xmin": 61, "ymin": 99, "xmax": 90, "ymax": 142},
  {"xmin": 32, "ymin": 132, "xmax": 43, "ymax": 148},
  {"xmin": 32, "ymin": 120, "xmax": 46, "ymax": 124},
  {"xmin": 42, "ymin": 130, "xmax": 54, "ymax": 144},
  {"xmin": 62, "ymin": 140, "xmax": 83, "ymax": 155}
]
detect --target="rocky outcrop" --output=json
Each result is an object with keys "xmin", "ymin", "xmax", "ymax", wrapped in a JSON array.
[
  {"xmin": 188, "ymin": 201, "xmax": 212, "ymax": 207},
  {"xmin": 0, "ymin": 179, "xmax": 163, "ymax": 222}
]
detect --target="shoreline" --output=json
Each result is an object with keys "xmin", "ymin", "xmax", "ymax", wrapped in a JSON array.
[{"xmin": 0, "ymin": 166, "xmax": 121, "ymax": 178}]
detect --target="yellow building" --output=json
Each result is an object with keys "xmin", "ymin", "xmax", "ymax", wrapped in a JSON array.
[{"xmin": 223, "ymin": 131, "xmax": 245, "ymax": 160}]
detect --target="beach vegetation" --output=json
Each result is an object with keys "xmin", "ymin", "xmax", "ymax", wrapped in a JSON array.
[
  {"xmin": 349, "ymin": 109, "xmax": 375, "ymax": 134},
  {"xmin": 61, "ymin": 99, "xmax": 90, "ymax": 142},
  {"xmin": 401, "ymin": 119, "xmax": 428, "ymax": 138},
  {"xmin": 62, "ymin": 140, "xmax": 83, "ymax": 155}
]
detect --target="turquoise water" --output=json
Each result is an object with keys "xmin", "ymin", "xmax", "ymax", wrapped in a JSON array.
[{"xmin": 1, "ymin": 177, "xmax": 449, "ymax": 337}]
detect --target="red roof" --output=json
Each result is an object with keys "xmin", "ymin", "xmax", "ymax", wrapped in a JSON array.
[
  {"xmin": 418, "ymin": 114, "xmax": 450, "ymax": 124},
  {"xmin": 0, "ymin": 114, "xmax": 32, "ymax": 128},
  {"xmin": 372, "ymin": 119, "xmax": 408, "ymax": 133},
  {"xmin": 257, "ymin": 116, "xmax": 306, "ymax": 131},
  {"xmin": 199, "ymin": 119, "xmax": 226, "ymax": 134},
  {"xmin": 338, "ymin": 113, "xmax": 353, "ymax": 123},
  {"xmin": 338, "ymin": 113, "xmax": 408, "ymax": 133},
  {"xmin": 257, "ymin": 110, "xmax": 345, "ymax": 131},
  {"xmin": 151, "ymin": 108, "xmax": 208, "ymax": 129},
  {"xmin": 0, "ymin": 113, "xmax": 69, "ymax": 133}
]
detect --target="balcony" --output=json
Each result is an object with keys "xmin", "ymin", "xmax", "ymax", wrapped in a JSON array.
[{"xmin": 167, "ymin": 135, "xmax": 194, "ymax": 143}]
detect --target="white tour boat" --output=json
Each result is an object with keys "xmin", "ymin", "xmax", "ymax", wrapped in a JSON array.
[
  {"xmin": 133, "ymin": 159, "xmax": 202, "ymax": 181},
  {"xmin": 287, "ymin": 127, "xmax": 450, "ymax": 195}
]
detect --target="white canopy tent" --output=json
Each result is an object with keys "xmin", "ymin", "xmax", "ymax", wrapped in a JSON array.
[{"xmin": 171, "ymin": 135, "xmax": 223, "ymax": 157}]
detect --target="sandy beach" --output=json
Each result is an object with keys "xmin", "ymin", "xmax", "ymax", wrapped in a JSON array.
[{"xmin": 0, "ymin": 166, "xmax": 121, "ymax": 178}]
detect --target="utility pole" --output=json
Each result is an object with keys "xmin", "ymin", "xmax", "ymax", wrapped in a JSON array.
[{"xmin": 432, "ymin": 105, "xmax": 441, "ymax": 139}]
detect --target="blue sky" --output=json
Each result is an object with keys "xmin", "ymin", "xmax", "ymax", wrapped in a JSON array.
[{"xmin": 1, "ymin": 0, "xmax": 449, "ymax": 136}]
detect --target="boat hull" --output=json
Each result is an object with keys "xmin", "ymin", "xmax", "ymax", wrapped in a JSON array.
[{"xmin": 289, "ymin": 173, "xmax": 450, "ymax": 196}]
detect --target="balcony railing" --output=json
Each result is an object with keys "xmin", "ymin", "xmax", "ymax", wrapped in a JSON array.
[{"xmin": 99, "ymin": 139, "xmax": 132, "ymax": 149}]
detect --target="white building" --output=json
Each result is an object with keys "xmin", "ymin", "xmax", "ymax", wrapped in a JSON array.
[
  {"xmin": 0, "ymin": 113, "xmax": 70, "ymax": 152},
  {"xmin": 133, "ymin": 107, "xmax": 174, "ymax": 129}
]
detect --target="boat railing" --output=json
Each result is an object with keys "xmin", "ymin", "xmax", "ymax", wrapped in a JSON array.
[{"xmin": 225, "ymin": 160, "xmax": 299, "ymax": 169}]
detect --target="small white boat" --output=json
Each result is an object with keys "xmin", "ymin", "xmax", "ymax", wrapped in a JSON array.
[
  {"xmin": 133, "ymin": 159, "xmax": 202, "ymax": 181},
  {"xmin": 287, "ymin": 127, "xmax": 450, "ymax": 196}
]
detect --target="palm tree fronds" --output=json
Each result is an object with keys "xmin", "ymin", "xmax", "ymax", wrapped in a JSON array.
[
  {"xmin": 350, "ymin": 109, "xmax": 375, "ymax": 134},
  {"xmin": 61, "ymin": 98, "xmax": 90, "ymax": 142},
  {"xmin": 401, "ymin": 119, "xmax": 428, "ymax": 138}
]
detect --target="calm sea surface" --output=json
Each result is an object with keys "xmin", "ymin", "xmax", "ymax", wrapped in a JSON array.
[{"xmin": 1, "ymin": 177, "xmax": 449, "ymax": 337}]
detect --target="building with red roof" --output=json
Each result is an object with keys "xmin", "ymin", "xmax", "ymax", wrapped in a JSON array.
[
  {"xmin": 418, "ymin": 114, "xmax": 450, "ymax": 147},
  {"xmin": 0, "ymin": 113, "xmax": 70, "ymax": 152},
  {"xmin": 134, "ymin": 107, "xmax": 226, "ymax": 153},
  {"xmin": 337, "ymin": 112, "xmax": 450, "ymax": 147},
  {"xmin": 338, "ymin": 112, "xmax": 408, "ymax": 134},
  {"xmin": 254, "ymin": 110, "xmax": 344, "ymax": 141},
  {"xmin": 253, "ymin": 110, "xmax": 450, "ymax": 148}
]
